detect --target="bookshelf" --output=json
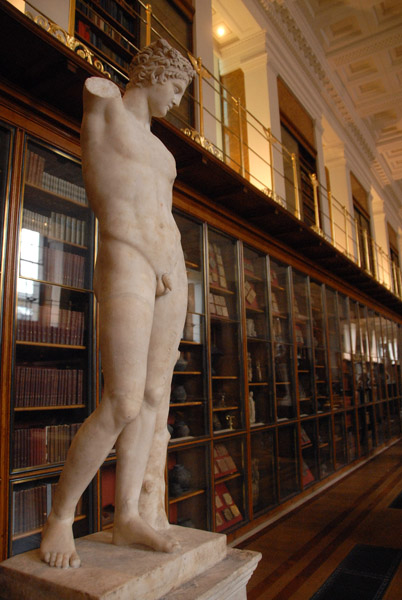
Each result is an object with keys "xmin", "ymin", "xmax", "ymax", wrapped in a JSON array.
[
  {"xmin": 8, "ymin": 137, "xmax": 96, "ymax": 556},
  {"xmin": 74, "ymin": 0, "xmax": 141, "ymax": 85}
]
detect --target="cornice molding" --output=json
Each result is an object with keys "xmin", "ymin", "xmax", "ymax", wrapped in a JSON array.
[
  {"xmin": 256, "ymin": 0, "xmax": 397, "ymax": 199},
  {"xmin": 330, "ymin": 31, "xmax": 402, "ymax": 66}
]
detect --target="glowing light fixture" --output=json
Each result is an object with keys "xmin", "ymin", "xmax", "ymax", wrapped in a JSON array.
[{"xmin": 216, "ymin": 24, "xmax": 228, "ymax": 38}]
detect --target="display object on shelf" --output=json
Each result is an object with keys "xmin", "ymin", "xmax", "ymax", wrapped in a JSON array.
[{"xmin": 215, "ymin": 482, "xmax": 243, "ymax": 532}]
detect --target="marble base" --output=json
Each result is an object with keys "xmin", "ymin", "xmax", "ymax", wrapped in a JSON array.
[{"xmin": 0, "ymin": 526, "xmax": 260, "ymax": 600}]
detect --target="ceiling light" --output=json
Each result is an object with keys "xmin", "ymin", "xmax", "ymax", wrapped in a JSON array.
[{"xmin": 216, "ymin": 24, "xmax": 228, "ymax": 38}]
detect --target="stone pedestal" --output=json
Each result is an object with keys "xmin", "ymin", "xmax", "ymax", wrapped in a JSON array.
[{"xmin": 0, "ymin": 526, "xmax": 261, "ymax": 600}]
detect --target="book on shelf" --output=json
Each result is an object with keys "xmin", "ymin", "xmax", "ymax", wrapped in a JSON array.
[
  {"xmin": 22, "ymin": 208, "xmax": 86, "ymax": 246},
  {"xmin": 13, "ymin": 422, "xmax": 82, "ymax": 469},
  {"xmin": 25, "ymin": 150, "xmax": 87, "ymax": 205},
  {"xmin": 215, "ymin": 482, "xmax": 242, "ymax": 532},
  {"xmin": 14, "ymin": 365, "xmax": 83, "ymax": 408},
  {"xmin": 42, "ymin": 245, "xmax": 85, "ymax": 288},
  {"xmin": 12, "ymin": 482, "xmax": 83, "ymax": 536},
  {"xmin": 213, "ymin": 444, "xmax": 238, "ymax": 478},
  {"xmin": 17, "ymin": 306, "xmax": 85, "ymax": 345}
]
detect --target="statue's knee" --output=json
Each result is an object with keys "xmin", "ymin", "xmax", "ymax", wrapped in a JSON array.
[
  {"xmin": 144, "ymin": 384, "xmax": 165, "ymax": 411},
  {"xmin": 108, "ymin": 389, "xmax": 142, "ymax": 426}
]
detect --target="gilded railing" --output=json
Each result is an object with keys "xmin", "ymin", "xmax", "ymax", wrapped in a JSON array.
[{"xmin": 16, "ymin": 0, "xmax": 402, "ymax": 300}]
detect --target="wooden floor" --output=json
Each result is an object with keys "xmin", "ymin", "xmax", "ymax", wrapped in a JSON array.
[{"xmin": 236, "ymin": 439, "xmax": 402, "ymax": 600}]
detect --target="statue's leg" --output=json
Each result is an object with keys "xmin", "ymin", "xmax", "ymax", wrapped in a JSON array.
[
  {"xmin": 135, "ymin": 258, "xmax": 188, "ymax": 531},
  {"xmin": 40, "ymin": 272, "xmax": 164, "ymax": 567}
]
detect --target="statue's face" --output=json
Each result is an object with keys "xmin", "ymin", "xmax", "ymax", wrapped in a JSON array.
[{"xmin": 147, "ymin": 77, "xmax": 187, "ymax": 118}]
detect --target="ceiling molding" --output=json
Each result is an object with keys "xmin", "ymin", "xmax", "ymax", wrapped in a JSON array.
[{"xmin": 256, "ymin": 0, "xmax": 399, "ymax": 203}]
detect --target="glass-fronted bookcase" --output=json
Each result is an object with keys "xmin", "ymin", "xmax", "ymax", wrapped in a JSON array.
[
  {"xmin": 1, "ymin": 120, "xmax": 401, "ymax": 560},
  {"xmin": 6, "ymin": 134, "xmax": 96, "ymax": 556}
]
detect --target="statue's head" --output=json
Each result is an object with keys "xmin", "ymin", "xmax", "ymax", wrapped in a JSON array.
[{"xmin": 127, "ymin": 39, "xmax": 195, "ymax": 91}]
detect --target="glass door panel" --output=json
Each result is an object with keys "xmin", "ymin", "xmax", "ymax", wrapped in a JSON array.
[
  {"xmin": 208, "ymin": 229, "xmax": 243, "ymax": 434},
  {"xmin": 310, "ymin": 281, "xmax": 330, "ymax": 412},
  {"xmin": 10, "ymin": 137, "xmax": 95, "ymax": 554},
  {"xmin": 318, "ymin": 416, "xmax": 333, "ymax": 478},
  {"xmin": 269, "ymin": 259, "xmax": 296, "ymax": 421},
  {"xmin": 358, "ymin": 303, "xmax": 372, "ymax": 403},
  {"xmin": 213, "ymin": 436, "xmax": 247, "ymax": 532},
  {"xmin": 292, "ymin": 271, "xmax": 314, "ymax": 416},
  {"xmin": 346, "ymin": 410, "xmax": 358, "ymax": 461},
  {"xmin": 277, "ymin": 425, "xmax": 299, "ymax": 499},
  {"xmin": 326, "ymin": 288, "xmax": 344, "ymax": 410},
  {"xmin": 170, "ymin": 213, "xmax": 207, "ymax": 441},
  {"xmin": 375, "ymin": 402, "xmax": 388, "ymax": 445},
  {"xmin": 300, "ymin": 419, "xmax": 318, "ymax": 488},
  {"xmin": 367, "ymin": 309, "xmax": 380, "ymax": 402},
  {"xmin": 334, "ymin": 413, "xmax": 347, "ymax": 468},
  {"xmin": 349, "ymin": 301, "xmax": 364, "ymax": 405},
  {"xmin": 243, "ymin": 246, "xmax": 273, "ymax": 426},
  {"xmin": 339, "ymin": 295, "xmax": 354, "ymax": 408},
  {"xmin": 250, "ymin": 430, "xmax": 276, "ymax": 516}
]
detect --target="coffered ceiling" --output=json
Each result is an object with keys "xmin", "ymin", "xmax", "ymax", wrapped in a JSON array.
[
  {"xmin": 298, "ymin": 0, "xmax": 402, "ymax": 184},
  {"xmin": 212, "ymin": 0, "xmax": 402, "ymax": 186}
]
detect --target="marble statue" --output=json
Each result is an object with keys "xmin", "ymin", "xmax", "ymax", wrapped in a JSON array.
[{"xmin": 40, "ymin": 39, "xmax": 195, "ymax": 569}]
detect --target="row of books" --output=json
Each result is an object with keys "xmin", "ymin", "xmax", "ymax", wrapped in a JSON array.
[
  {"xmin": 22, "ymin": 209, "xmax": 87, "ymax": 246},
  {"xmin": 14, "ymin": 366, "xmax": 84, "ymax": 408},
  {"xmin": 13, "ymin": 423, "xmax": 82, "ymax": 469},
  {"xmin": 42, "ymin": 246, "xmax": 86, "ymax": 289},
  {"xmin": 12, "ymin": 482, "xmax": 84, "ymax": 536},
  {"xmin": 76, "ymin": 20, "xmax": 130, "ymax": 69},
  {"xmin": 78, "ymin": 0, "xmax": 136, "ymax": 33},
  {"xmin": 25, "ymin": 150, "xmax": 87, "ymax": 205},
  {"xmin": 17, "ymin": 308, "xmax": 85, "ymax": 346},
  {"xmin": 77, "ymin": 0, "xmax": 135, "ymax": 39}
]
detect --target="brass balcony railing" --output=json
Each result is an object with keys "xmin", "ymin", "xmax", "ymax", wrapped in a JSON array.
[{"xmin": 19, "ymin": 0, "xmax": 402, "ymax": 301}]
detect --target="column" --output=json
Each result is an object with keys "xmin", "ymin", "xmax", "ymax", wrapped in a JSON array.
[{"xmin": 193, "ymin": 0, "xmax": 217, "ymax": 145}]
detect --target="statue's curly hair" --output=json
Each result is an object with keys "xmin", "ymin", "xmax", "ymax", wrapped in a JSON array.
[{"xmin": 127, "ymin": 39, "xmax": 195, "ymax": 90}]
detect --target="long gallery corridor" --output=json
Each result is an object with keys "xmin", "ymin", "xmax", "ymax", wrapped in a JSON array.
[{"xmin": 237, "ymin": 440, "xmax": 402, "ymax": 600}]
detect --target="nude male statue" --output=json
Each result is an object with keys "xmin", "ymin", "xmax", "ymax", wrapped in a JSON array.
[{"xmin": 40, "ymin": 38, "xmax": 195, "ymax": 569}]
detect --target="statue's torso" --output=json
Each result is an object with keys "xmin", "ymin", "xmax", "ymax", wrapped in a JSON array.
[{"xmin": 81, "ymin": 96, "xmax": 183, "ymax": 294}]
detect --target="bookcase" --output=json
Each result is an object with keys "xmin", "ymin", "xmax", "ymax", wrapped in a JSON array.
[
  {"xmin": 161, "ymin": 209, "xmax": 402, "ymax": 536},
  {"xmin": 74, "ymin": 0, "xmax": 141, "ymax": 86},
  {"xmin": 7, "ymin": 134, "xmax": 96, "ymax": 556}
]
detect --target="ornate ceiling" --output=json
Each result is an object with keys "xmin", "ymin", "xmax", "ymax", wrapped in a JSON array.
[
  {"xmin": 297, "ymin": 0, "xmax": 402, "ymax": 184},
  {"xmin": 212, "ymin": 0, "xmax": 402, "ymax": 189}
]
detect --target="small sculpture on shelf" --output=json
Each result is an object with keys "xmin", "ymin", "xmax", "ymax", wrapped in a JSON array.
[
  {"xmin": 249, "ymin": 391, "xmax": 256, "ymax": 425},
  {"xmin": 226, "ymin": 414, "xmax": 236, "ymax": 430},
  {"xmin": 40, "ymin": 39, "xmax": 195, "ymax": 569}
]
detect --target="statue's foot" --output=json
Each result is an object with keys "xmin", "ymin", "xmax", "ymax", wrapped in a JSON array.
[
  {"xmin": 40, "ymin": 512, "xmax": 81, "ymax": 569},
  {"xmin": 113, "ymin": 514, "xmax": 180, "ymax": 553}
]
